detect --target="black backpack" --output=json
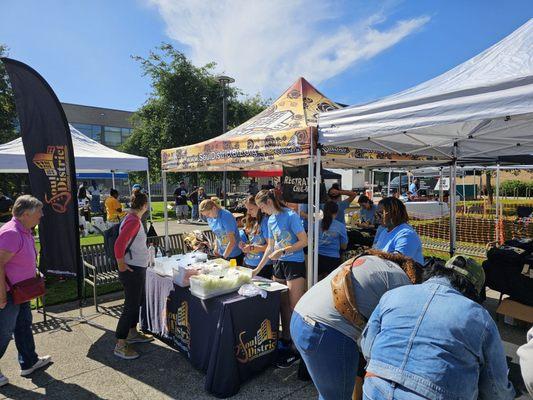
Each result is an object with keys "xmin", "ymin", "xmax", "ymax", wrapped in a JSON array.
[{"xmin": 103, "ymin": 223, "xmax": 138, "ymax": 267}]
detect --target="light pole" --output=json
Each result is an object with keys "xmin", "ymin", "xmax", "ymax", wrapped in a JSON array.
[{"xmin": 216, "ymin": 75, "xmax": 235, "ymax": 207}]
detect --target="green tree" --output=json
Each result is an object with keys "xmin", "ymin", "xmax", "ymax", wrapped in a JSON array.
[
  {"xmin": 121, "ymin": 44, "xmax": 267, "ymax": 184},
  {"xmin": 0, "ymin": 45, "xmax": 27, "ymax": 195},
  {"xmin": 0, "ymin": 44, "xmax": 18, "ymax": 144}
]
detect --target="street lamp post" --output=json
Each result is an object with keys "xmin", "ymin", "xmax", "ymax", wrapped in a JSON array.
[{"xmin": 216, "ymin": 75, "xmax": 235, "ymax": 207}]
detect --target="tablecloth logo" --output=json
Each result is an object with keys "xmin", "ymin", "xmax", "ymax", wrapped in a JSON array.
[
  {"xmin": 235, "ymin": 319, "xmax": 277, "ymax": 363},
  {"xmin": 32, "ymin": 145, "xmax": 72, "ymax": 213},
  {"xmin": 167, "ymin": 300, "xmax": 191, "ymax": 354}
]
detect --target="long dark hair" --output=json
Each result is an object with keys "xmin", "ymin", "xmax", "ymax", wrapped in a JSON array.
[
  {"xmin": 255, "ymin": 189, "xmax": 285, "ymax": 212},
  {"xmin": 378, "ymin": 196, "xmax": 409, "ymax": 227},
  {"xmin": 357, "ymin": 194, "xmax": 373, "ymax": 206},
  {"xmin": 130, "ymin": 191, "xmax": 148, "ymax": 210},
  {"xmin": 423, "ymin": 262, "xmax": 481, "ymax": 303},
  {"xmin": 322, "ymin": 201, "xmax": 338, "ymax": 231},
  {"xmin": 244, "ymin": 195, "xmax": 264, "ymax": 235}
]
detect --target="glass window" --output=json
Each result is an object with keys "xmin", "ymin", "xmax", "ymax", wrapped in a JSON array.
[
  {"xmin": 121, "ymin": 127, "xmax": 131, "ymax": 141},
  {"xmin": 72, "ymin": 123, "xmax": 101, "ymax": 142},
  {"xmin": 104, "ymin": 126, "xmax": 122, "ymax": 147}
]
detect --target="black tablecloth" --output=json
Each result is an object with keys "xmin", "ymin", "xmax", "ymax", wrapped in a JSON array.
[{"xmin": 140, "ymin": 268, "xmax": 282, "ymax": 398}]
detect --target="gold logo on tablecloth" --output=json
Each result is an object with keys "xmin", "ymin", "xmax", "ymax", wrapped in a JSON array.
[
  {"xmin": 167, "ymin": 301, "xmax": 190, "ymax": 353},
  {"xmin": 235, "ymin": 319, "xmax": 277, "ymax": 363}
]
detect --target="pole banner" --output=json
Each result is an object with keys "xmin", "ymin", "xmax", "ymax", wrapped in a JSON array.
[{"xmin": 2, "ymin": 58, "xmax": 81, "ymax": 276}]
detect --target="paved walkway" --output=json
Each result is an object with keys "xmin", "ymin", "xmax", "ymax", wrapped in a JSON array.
[
  {"xmin": 0, "ymin": 289, "xmax": 530, "ymax": 399},
  {"xmin": 0, "ymin": 294, "xmax": 317, "ymax": 400}
]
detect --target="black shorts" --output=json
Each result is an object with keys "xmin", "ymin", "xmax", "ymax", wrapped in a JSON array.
[
  {"xmin": 244, "ymin": 262, "xmax": 274, "ymax": 280},
  {"xmin": 273, "ymin": 261, "xmax": 306, "ymax": 281},
  {"xmin": 318, "ymin": 255, "xmax": 341, "ymax": 277}
]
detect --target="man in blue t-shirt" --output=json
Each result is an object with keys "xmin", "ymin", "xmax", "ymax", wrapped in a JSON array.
[
  {"xmin": 409, "ymin": 178, "xmax": 420, "ymax": 197},
  {"xmin": 328, "ymin": 185, "xmax": 357, "ymax": 224}
]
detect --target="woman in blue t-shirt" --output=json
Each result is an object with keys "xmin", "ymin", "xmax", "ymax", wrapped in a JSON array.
[
  {"xmin": 254, "ymin": 190, "xmax": 307, "ymax": 361},
  {"xmin": 318, "ymin": 201, "xmax": 348, "ymax": 279},
  {"xmin": 373, "ymin": 197, "xmax": 424, "ymax": 265},
  {"xmin": 199, "ymin": 199, "xmax": 243, "ymax": 265},
  {"xmin": 240, "ymin": 195, "xmax": 273, "ymax": 279}
]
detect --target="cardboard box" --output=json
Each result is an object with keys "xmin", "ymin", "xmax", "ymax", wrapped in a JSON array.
[{"xmin": 496, "ymin": 299, "xmax": 533, "ymax": 324}]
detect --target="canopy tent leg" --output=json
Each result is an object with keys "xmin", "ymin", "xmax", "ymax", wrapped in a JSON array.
[
  {"xmin": 495, "ymin": 163, "xmax": 501, "ymax": 243},
  {"xmin": 313, "ymin": 148, "xmax": 321, "ymax": 286},
  {"xmin": 439, "ymin": 167, "xmax": 444, "ymax": 202},
  {"xmin": 146, "ymin": 169, "xmax": 153, "ymax": 221},
  {"xmin": 398, "ymin": 171, "xmax": 402, "ymax": 195},
  {"xmin": 461, "ymin": 168, "xmax": 466, "ymax": 213},
  {"xmin": 307, "ymin": 143, "xmax": 315, "ymax": 289},
  {"xmin": 449, "ymin": 161, "xmax": 457, "ymax": 256},
  {"xmin": 111, "ymin": 170, "xmax": 116, "ymax": 189},
  {"xmin": 223, "ymin": 171, "xmax": 227, "ymax": 207},
  {"xmin": 162, "ymin": 171, "xmax": 168, "ymax": 243},
  {"xmin": 370, "ymin": 169, "xmax": 374, "ymax": 198},
  {"xmin": 387, "ymin": 168, "xmax": 392, "ymax": 197}
]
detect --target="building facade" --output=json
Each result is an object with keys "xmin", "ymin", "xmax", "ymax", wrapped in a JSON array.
[{"xmin": 61, "ymin": 103, "xmax": 134, "ymax": 148}]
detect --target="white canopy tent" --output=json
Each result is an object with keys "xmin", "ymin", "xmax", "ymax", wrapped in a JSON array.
[
  {"xmin": 318, "ymin": 19, "xmax": 533, "ymax": 162},
  {"xmin": 0, "ymin": 124, "xmax": 152, "ymax": 216},
  {"xmin": 0, "ymin": 124, "xmax": 148, "ymax": 173},
  {"xmin": 313, "ymin": 19, "xmax": 533, "ymax": 282}
]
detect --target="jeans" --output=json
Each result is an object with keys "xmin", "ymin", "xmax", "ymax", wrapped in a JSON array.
[
  {"xmin": 291, "ymin": 312, "xmax": 359, "ymax": 400},
  {"xmin": 116, "ymin": 266, "xmax": 147, "ymax": 340},
  {"xmin": 363, "ymin": 377, "xmax": 426, "ymax": 400},
  {"xmin": 0, "ymin": 294, "xmax": 39, "ymax": 370},
  {"xmin": 192, "ymin": 204, "xmax": 199, "ymax": 220}
]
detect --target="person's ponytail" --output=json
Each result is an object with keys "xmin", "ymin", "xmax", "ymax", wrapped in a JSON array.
[{"xmin": 322, "ymin": 201, "xmax": 338, "ymax": 231}]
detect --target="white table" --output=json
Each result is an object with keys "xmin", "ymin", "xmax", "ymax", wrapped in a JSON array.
[{"xmin": 405, "ymin": 201, "xmax": 450, "ymax": 219}]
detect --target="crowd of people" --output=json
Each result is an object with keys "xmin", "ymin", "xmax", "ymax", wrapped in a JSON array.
[{"xmin": 0, "ymin": 179, "xmax": 531, "ymax": 398}]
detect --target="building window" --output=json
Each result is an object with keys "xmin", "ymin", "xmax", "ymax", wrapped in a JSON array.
[
  {"xmin": 104, "ymin": 126, "xmax": 122, "ymax": 147},
  {"xmin": 72, "ymin": 123, "xmax": 101, "ymax": 142},
  {"xmin": 121, "ymin": 127, "xmax": 132, "ymax": 142}
]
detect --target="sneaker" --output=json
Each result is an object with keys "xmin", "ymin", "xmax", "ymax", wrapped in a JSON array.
[
  {"xmin": 127, "ymin": 330, "xmax": 154, "ymax": 344},
  {"xmin": 0, "ymin": 371, "xmax": 9, "ymax": 387},
  {"xmin": 20, "ymin": 355, "xmax": 52, "ymax": 377},
  {"xmin": 114, "ymin": 343, "xmax": 139, "ymax": 360}
]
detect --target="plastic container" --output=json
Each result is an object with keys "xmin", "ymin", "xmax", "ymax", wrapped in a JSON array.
[{"xmin": 189, "ymin": 267, "xmax": 252, "ymax": 299}]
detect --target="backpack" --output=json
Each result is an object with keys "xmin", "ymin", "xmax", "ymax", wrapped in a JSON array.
[{"xmin": 103, "ymin": 220, "xmax": 139, "ymax": 267}]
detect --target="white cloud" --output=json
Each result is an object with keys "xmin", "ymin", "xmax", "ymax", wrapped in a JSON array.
[{"xmin": 148, "ymin": 0, "xmax": 430, "ymax": 97}]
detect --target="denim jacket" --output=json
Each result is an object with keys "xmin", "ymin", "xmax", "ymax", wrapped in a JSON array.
[{"xmin": 361, "ymin": 277, "xmax": 515, "ymax": 400}]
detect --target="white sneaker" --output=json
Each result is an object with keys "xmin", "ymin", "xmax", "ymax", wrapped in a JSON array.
[
  {"xmin": 20, "ymin": 355, "xmax": 52, "ymax": 377},
  {"xmin": 0, "ymin": 370, "xmax": 8, "ymax": 387}
]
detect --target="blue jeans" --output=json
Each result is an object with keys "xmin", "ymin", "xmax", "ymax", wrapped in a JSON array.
[
  {"xmin": 291, "ymin": 312, "xmax": 359, "ymax": 400},
  {"xmin": 192, "ymin": 204, "xmax": 199, "ymax": 220},
  {"xmin": 363, "ymin": 376, "xmax": 426, "ymax": 400},
  {"xmin": 0, "ymin": 294, "xmax": 39, "ymax": 370}
]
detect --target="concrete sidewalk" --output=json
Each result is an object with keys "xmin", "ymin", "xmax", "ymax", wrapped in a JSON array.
[
  {"xmin": 0, "ymin": 294, "xmax": 317, "ymax": 400},
  {"xmin": 0, "ymin": 292, "xmax": 529, "ymax": 399}
]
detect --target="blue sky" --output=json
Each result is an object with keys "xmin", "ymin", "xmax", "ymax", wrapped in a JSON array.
[{"xmin": 1, "ymin": 0, "xmax": 531, "ymax": 111}]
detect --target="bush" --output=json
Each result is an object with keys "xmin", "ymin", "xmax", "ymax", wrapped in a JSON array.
[{"xmin": 499, "ymin": 180, "xmax": 533, "ymax": 197}]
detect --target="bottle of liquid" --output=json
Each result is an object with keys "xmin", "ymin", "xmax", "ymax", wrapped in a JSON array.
[
  {"xmin": 156, "ymin": 246, "xmax": 163, "ymax": 259},
  {"xmin": 148, "ymin": 244, "xmax": 155, "ymax": 267}
]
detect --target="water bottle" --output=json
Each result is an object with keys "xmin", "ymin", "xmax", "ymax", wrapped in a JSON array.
[
  {"xmin": 156, "ymin": 246, "xmax": 163, "ymax": 258},
  {"xmin": 148, "ymin": 244, "xmax": 155, "ymax": 267}
]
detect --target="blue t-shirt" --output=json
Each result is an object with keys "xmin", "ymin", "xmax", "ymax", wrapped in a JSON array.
[
  {"xmin": 359, "ymin": 203, "xmax": 378, "ymax": 225},
  {"xmin": 267, "ymin": 209, "xmax": 305, "ymax": 262},
  {"xmin": 335, "ymin": 200, "xmax": 350, "ymax": 224},
  {"xmin": 373, "ymin": 225, "xmax": 386, "ymax": 246},
  {"xmin": 318, "ymin": 220, "xmax": 348, "ymax": 259},
  {"xmin": 373, "ymin": 222, "xmax": 424, "ymax": 264},
  {"xmin": 242, "ymin": 217, "xmax": 272, "ymax": 267},
  {"xmin": 207, "ymin": 208, "xmax": 242, "ymax": 258},
  {"xmin": 409, "ymin": 182, "xmax": 418, "ymax": 196}
]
